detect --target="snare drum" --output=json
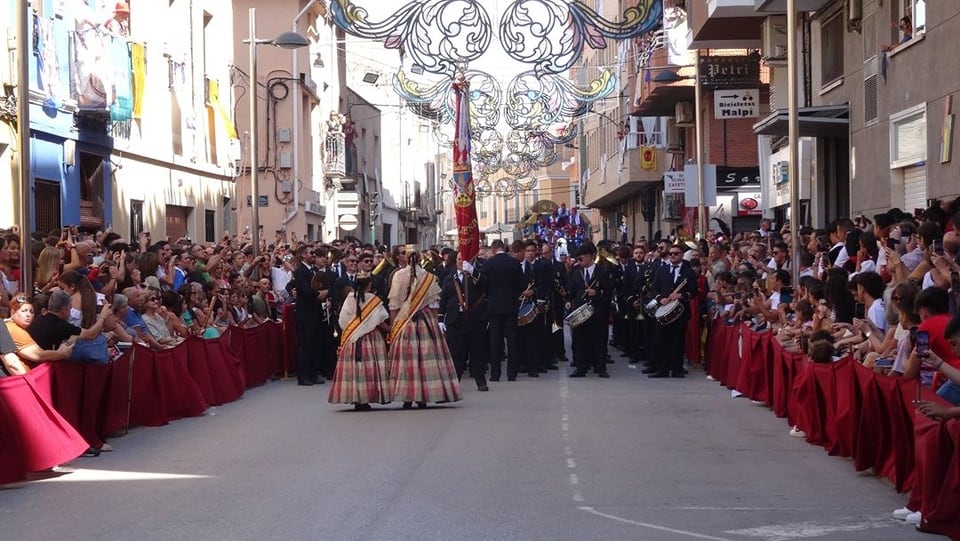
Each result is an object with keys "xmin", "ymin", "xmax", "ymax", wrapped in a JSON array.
[
  {"xmin": 563, "ymin": 303, "xmax": 594, "ymax": 328},
  {"xmin": 518, "ymin": 301, "xmax": 538, "ymax": 326},
  {"xmin": 654, "ymin": 299, "xmax": 684, "ymax": 326}
]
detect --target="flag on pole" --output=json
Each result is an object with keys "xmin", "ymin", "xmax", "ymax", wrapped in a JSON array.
[{"xmin": 451, "ymin": 78, "xmax": 480, "ymax": 261}]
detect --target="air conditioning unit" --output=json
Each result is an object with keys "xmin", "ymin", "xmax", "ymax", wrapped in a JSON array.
[
  {"xmin": 304, "ymin": 201, "xmax": 323, "ymax": 215},
  {"xmin": 762, "ymin": 16, "xmax": 788, "ymax": 63},
  {"xmin": 664, "ymin": 119, "xmax": 683, "ymax": 152},
  {"xmin": 674, "ymin": 101, "xmax": 694, "ymax": 126}
]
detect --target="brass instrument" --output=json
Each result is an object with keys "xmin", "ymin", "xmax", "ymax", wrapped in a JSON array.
[{"xmin": 372, "ymin": 253, "xmax": 394, "ymax": 276}]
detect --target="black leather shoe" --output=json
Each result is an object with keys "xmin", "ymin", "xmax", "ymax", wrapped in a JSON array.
[
  {"xmin": 528, "ymin": 372, "xmax": 540, "ymax": 378},
  {"xmin": 416, "ymin": 401, "xmax": 428, "ymax": 409},
  {"xmin": 310, "ymin": 376, "xmax": 325, "ymax": 385},
  {"xmin": 671, "ymin": 372, "xmax": 686, "ymax": 378},
  {"xmin": 477, "ymin": 385, "xmax": 490, "ymax": 392},
  {"xmin": 402, "ymin": 402, "xmax": 413, "ymax": 409},
  {"xmin": 640, "ymin": 368, "xmax": 659, "ymax": 375},
  {"xmin": 538, "ymin": 367, "xmax": 549, "ymax": 373},
  {"xmin": 648, "ymin": 372, "xmax": 670, "ymax": 378},
  {"xmin": 598, "ymin": 372, "xmax": 610, "ymax": 378},
  {"xmin": 507, "ymin": 376, "xmax": 517, "ymax": 381},
  {"xmin": 297, "ymin": 379, "xmax": 314, "ymax": 386},
  {"xmin": 569, "ymin": 371, "xmax": 586, "ymax": 378},
  {"xmin": 490, "ymin": 376, "xmax": 500, "ymax": 382}
]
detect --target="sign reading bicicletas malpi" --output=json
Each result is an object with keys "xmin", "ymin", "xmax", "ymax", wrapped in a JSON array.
[{"xmin": 714, "ymin": 88, "xmax": 759, "ymax": 119}]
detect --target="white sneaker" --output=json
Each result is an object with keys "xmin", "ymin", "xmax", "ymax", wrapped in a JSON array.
[
  {"xmin": 731, "ymin": 390, "xmax": 743, "ymax": 398},
  {"xmin": 905, "ymin": 511, "xmax": 922, "ymax": 525},
  {"xmin": 706, "ymin": 374, "xmax": 716, "ymax": 381},
  {"xmin": 789, "ymin": 426, "xmax": 806, "ymax": 438},
  {"xmin": 892, "ymin": 507, "xmax": 914, "ymax": 520}
]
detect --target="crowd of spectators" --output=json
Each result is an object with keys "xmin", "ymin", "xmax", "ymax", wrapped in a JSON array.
[
  {"xmin": 0, "ymin": 225, "xmax": 394, "ymax": 379},
  {"xmin": 680, "ymin": 199, "xmax": 960, "ymax": 528}
]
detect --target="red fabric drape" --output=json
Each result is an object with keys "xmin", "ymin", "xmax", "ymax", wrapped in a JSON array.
[{"xmin": 0, "ymin": 365, "xmax": 89, "ymax": 484}]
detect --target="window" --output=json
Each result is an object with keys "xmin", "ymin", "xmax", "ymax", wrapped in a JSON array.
[
  {"xmin": 130, "ymin": 200, "xmax": 144, "ymax": 240},
  {"xmin": 889, "ymin": 103, "xmax": 927, "ymax": 168},
  {"xmin": 820, "ymin": 12, "xmax": 844, "ymax": 86},
  {"xmin": 205, "ymin": 210, "xmax": 215, "ymax": 242},
  {"xmin": 902, "ymin": 0, "xmax": 926, "ymax": 35},
  {"xmin": 78, "ymin": 152, "xmax": 105, "ymax": 230},
  {"xmin": 35, "ymin": 180, "xmax": 61, "ymax": 235}
]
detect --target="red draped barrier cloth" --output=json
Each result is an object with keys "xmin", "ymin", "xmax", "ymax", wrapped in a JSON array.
[
  {"xmin": 0, "ymin": 365, "xmax": 89, "ymax": 484},
  {"xmin": 281, "ymin": 304, "xmax": 297, "ymax": 374},
  {"xmin": 224, "ymin": 324, "xmax": 282, "ymax": 388}
]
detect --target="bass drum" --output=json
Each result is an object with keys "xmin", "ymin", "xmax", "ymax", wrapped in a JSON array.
[
  {"xmin": 518, "ymin": 301, "xmax": 538, "ymax": 326},
  {"xmin": 564, "ymin": 303, "xmax": 595, "ymax": 328}
]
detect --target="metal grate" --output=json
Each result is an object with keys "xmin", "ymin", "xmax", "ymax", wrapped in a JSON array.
[
  {"xmin": 34, "ymin": 180, "xmax": 61, "ymax": 236},
  {"xmin": 864, "ymin": 74, "xmax": 879, "ymax": 124}
]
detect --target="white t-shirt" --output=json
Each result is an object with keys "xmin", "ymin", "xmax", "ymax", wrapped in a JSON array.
[{"xmin": 866, "ymin": 298, "xmax": 888, "ymax": 333}]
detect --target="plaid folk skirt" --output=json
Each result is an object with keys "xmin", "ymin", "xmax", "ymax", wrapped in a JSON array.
[
  {"xmin": 328, "ymin": 331, "xmax": 391, "ymax": 405},
  {"xmin": 387, "ymin": 311, "xmax": 462, "ymax": 404}
]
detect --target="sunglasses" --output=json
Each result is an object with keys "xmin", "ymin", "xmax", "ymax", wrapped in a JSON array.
[
  {"xmin": 669, "ymin": 251, "xmax": 683, "ymax": 256},
  {"xmin": 147, "ymin": 296, "xmax": 159, "ymax": 302},
  {"xmin": 13, "ymin": 295, "xmax": 29, "ymax": 303}
]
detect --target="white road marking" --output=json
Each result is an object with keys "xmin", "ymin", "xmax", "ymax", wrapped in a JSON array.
[
  {"xmin": 564, "ymin": 446, "xmax": 573, "ymax": 455},
  {"xmin": 561, "ymin": 413, "xmax": 569, "ymax": 422},
  {"xmin": 566, "ymin": 458, "xmax": 576, "ymax": 468},
  {"xmin": 35, "ymin": 468, "xmax": 211, "ymax": 483},
  {"xmin": 561, "ymin": 422, "xmax": 569, "ymax": 431},
  {"xmin": 572, "ymin": 492, "xmax": 584, "ymax": 502},
  {"xmin": 579, "ymin": 507, "xmax": 735, "ymax": 541},
  {"xmin": 726, "ymin": 517, "xmax": 891, "ymax": 540},
  {"xmin": 569, "ymin": 473, "xmax": 578, "ymax": 485}
]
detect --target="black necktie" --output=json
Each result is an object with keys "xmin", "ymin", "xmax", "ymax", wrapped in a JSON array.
[
  {"xmin": 672, "ymin": 264, "xmax": 680, "ymax": 282},
  {"xmin": 584, "ymin": 268, "xmax": 590, "ymax": 284}
]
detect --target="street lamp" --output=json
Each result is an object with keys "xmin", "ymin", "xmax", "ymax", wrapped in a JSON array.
[{"xmin": 244, "ymin": 7, "xmax": 308, "ymax": 256}]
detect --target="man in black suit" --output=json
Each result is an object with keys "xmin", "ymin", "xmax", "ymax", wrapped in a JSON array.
[
  {"xmin": 568, "ymin": 243, "xmax": 611, "ymax": 378},
  {"xmin": 291, "ymin": 245, "xmax": 329, "ymax": 385},
  {"xmin": 649, "ymin": 244, "xmax": 697, "ymax": 378},
  {"xmin": 483, "ymin": 239, "xmax": 523, "ymax": 381},
  {"xmin": 439, "ymin": 252, "xmax": 489, "ymax": 391},
  {"xmin": 517, "ymin": 239, "xmax": 549, "ymax": 377},
  {"xmin": 541, "ymin": 242, "xmax": 567, "ymax": 368}
]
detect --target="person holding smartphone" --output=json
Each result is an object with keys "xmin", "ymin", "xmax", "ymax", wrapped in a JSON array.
[
  {"xmin": 904, "ymin": 288, "xmax": 960, "ymax": 391},
  {"xmin": 915, "ymin": 315, "xmax": 960, "ymax": 411}
]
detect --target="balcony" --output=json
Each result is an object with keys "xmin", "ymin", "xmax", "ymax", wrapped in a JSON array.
[
  {"xmin": 583, "ymin": 147, "xmax": 670, "ymax": 209},
  {"xmin": 689, "ymin": 0, "xmax": 763, "ymax": 49},
  {"xmin": 755, "ymin": 0, "xmax": 834, "ymax": 12},
  {"xmin": 323, "ymin": 132, "xmax": 346, "ymax": 178}
]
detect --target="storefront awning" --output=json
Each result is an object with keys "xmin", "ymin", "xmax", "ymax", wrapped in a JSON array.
[
  {"xmin": 752, "ymin": 105, "xmax": 850, "ymax": 138},
  {"xmin": 633, "ymin": 85, "xmax": 696, "ymax": 117}
]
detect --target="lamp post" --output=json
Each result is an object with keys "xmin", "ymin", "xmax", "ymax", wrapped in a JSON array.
[
  {"xmin": 245, "ymin": 7, "xmax": 308, "ymax": 256},
  {"xmin": 787, "ymin": 0, "xmax": 800, "ymax": 288},
  {"xmin": 16, "ymin": 0, "xmax": 31, "ymax": 292}
]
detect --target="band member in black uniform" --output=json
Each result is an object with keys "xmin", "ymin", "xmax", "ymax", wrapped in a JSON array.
[
  {"xmin": 291, "ymin": 245, "xmax": 329, "ymax": 385},
  {"xmin": 568, "ymin": 243, "xmax": 611, "ymax": 378},
  {"xmin": 541, "ymin": 242, "xmax": 567, "ymax": 368},
  {"xmin": 439, "ymin": 252, "xmax": 489, "ymax": 391},
  {"xmin": 611, "ymin": 245, "xmax": 633, "ymax": 354},
  {"xmin": 649, "ymin": 244, "xmax": 697, "ymax": 378},
  {"xmin": 517, "ymin": 240, "xmax": 544, "ymax": 377},
  {"xmin": 625, "ymin": 244, "xmax": 651, "ymax": 365},
  {"xmin": 483, "ymin": 239, "xmax": 523, "ymax": 381}
]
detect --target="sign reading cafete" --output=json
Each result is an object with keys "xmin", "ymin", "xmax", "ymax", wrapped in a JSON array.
[{"xmin": 698, "ymin": 53, "xmax": 761, "ymax": 88}]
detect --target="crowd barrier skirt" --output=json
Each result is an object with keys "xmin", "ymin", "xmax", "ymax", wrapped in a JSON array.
[
  {"xmin": 223, "ymin": 322, "xmax": 284, "ymax": 387},
  {"xmin": 706, "ymin": 320, "xmax": 960, "ymax": 537},
  {"xmin": 281, "ymin": 304, "xmax": 297, "ymax": 375},
  {"xmin": 0, "ymin": 365, "xmax": 89, "ymax": 484}
]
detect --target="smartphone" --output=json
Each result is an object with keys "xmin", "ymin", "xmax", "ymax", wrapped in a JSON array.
[
  {"xmin": 910, "ymin": 325, "xmax": 919, "ymax": 344},
  {"xmin": 916, "ymin": 330, "xmax": 931, "ymax": 359},
  {"xmin": 734, "ymin": 292, "xmax": 742, "ymax": 301},
  {"xmin": 886, "ymin": 237, "xmax": 898, "ymax": 250},
  {"xmin": 875, "ymin": 357, "xmax": 895, "ymax": 369},
  {"xmin": 934, "ymin": 239, "xmax": 945, "ymax": 256},
  {"xmin": 854, "ymin": 302, "xmax": 866, "ymax": 319},
  {"xmin": 780, "ymin": 286, "xmax": 794, "ymax": 304}
]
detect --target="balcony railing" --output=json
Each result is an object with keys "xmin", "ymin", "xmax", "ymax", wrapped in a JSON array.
[{"xmin": 324, "ymin": 132, "xmax": 346, "ymax": 178}]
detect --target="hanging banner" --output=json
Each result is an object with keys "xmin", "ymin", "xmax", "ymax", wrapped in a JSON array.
[{"xmin": 451, "ymin": 78, "xmax": 480, "ymax": 261}]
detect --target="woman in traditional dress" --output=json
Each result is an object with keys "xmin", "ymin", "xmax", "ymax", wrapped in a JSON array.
[
  {"xmin": 329, "ymin": 273, "xmax": 391, "ymax": 411},
  {"xmin": 386, "ymin": 246, "xmax": 462, "ymax": 409}
]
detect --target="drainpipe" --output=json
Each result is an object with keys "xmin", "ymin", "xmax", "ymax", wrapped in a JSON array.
[{"xmin": 282, "ymin": 0, "xmax": 319, "ymax": 231}]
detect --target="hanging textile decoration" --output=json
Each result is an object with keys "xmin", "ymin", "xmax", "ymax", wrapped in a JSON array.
[
  {"xmin": 131, "ymin": 42, "xmax": 146, "ymax": 119},
  {"xmin": 640, "ymin": 146, "xmax": 657, "ymax": 170},
  {"xmin": 452, "ymin": 77, "xmax": 480, "ymax": 261}
]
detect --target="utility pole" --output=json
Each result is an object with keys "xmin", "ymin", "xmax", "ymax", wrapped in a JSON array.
[{"xmin": 17, "ymin": 0, "xmax": 32, "ymax": 292}]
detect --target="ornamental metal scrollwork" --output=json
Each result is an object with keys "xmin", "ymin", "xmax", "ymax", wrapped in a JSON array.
[
  {"xmin": 499, "ymin": 0, "xmax": 662, "ymax": 77},
  {"xmin": 330, "ymin": 0, "xmax": 493, "ymax": 78}
]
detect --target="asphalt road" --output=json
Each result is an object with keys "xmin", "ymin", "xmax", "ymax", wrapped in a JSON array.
[{"xmin": 0, "ymin": 343, "xmax": 939, "ymax": 541}]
